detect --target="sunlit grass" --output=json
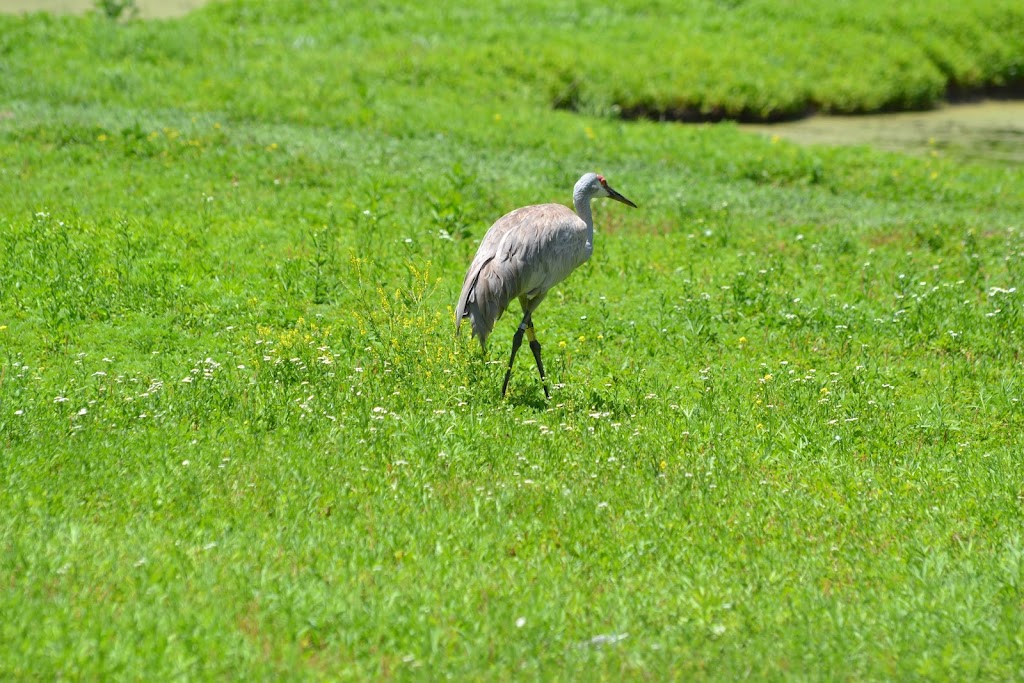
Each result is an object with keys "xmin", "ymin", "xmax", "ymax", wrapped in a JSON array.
[{"xmin": 2, "ymin": 1, "xmax": 1024, "ymax": 680}]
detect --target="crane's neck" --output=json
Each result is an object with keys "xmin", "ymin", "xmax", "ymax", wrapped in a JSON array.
[{"xmin": 572, "ymin": 189, "xmax": 595, "ymax": 233}]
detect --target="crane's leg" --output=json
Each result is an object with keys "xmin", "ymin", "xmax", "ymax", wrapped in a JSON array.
[
  {"xmin": 501, "ymin": 314, "xmax": 529, "ymax": 398},
  {"xmin": 525, "ymin": 315, "xmax": 550, "ymax": 399}
]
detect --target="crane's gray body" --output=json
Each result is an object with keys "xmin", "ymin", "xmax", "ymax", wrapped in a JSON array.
[
  {"xmin": 455, "ymin": 201, "xmax": 592, "ymax": 349},
  {"xmin": 455, "ymin": 172, "xmax": 635, "ymax": 397}
]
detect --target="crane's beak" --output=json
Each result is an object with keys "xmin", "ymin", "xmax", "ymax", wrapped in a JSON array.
[{"xmin": 606, "ymin": 185, "xmax": 637, "ymax": 208}]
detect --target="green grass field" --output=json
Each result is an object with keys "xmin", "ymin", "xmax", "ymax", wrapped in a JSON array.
[{"xmin": 2, "ymin": 1, "xmax": 1024, "ymax": 679}]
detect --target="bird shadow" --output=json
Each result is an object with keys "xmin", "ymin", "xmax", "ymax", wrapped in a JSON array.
[{"xmin": 503, "ymin": 388, "xmax": 550, "ymax": 411}]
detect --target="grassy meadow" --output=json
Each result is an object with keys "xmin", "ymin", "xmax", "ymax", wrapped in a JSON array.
[{"xmin": 2, "ymin": 0, "xmax": 1024, "ymax": 679}]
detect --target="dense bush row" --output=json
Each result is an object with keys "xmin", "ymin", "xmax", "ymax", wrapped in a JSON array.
[{"xmin": 3, "ymin": 0, "xmax": 1022, "ymax": 125}]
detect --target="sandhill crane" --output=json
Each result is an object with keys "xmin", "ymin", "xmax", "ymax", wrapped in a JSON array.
[{"xmin": 455, "ymin": 172, "xmax": 636, "ymax": 398}]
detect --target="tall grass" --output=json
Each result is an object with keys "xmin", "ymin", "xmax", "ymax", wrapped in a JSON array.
[{"xmin": 2, "ymin": 1, "xmax": 1024, "ymax": 679}]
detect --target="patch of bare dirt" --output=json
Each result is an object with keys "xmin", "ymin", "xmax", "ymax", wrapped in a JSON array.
[
  {"xmin": 0, "ymin": 0, "xmax": 209, "ymax": 19},
  {"xmin": 742, "ymin": 100, "xmax": 1024, "ymax": 164}
]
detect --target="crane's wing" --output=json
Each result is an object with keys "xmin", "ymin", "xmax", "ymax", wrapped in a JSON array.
[{"xmin": 455, "ymin": 203, "xmax": 585, "ymax": 349}]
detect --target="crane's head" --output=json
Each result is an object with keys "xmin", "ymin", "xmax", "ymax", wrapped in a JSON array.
[{"xmin": 575, "ymin": 172, "xmax": 637, "ymax": 208}]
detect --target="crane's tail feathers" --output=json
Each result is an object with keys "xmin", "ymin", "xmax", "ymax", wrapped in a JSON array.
[{"xmin": 455, "ymin": 258, "xmax": 519, "ymax": 352}]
